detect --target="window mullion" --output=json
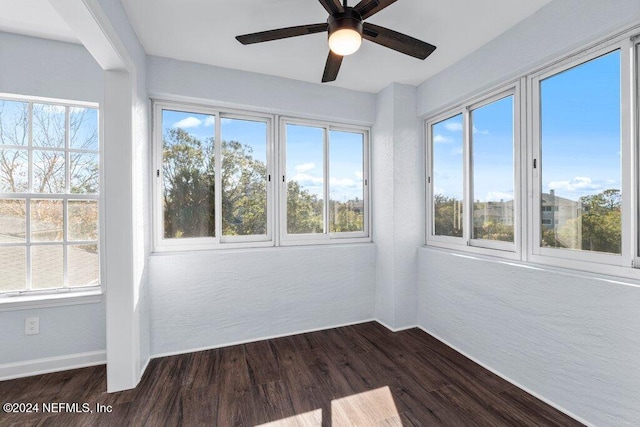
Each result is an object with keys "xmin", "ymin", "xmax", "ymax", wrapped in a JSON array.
[
  {"xmin": 620, "ymin": 39, "xmax": 635, "ymax": 266},
  {"xmin": 463, "ymin": 108, "xmax": 472, "ymax": 244},
  {"xmin": 214, "ymin": 113, "xmax": 222, "ymax": 244},
  {"xmin": 529, "ymin": 75, "xmax": 542, "ymax": 259},
  {"xmin": 324, "ymin": 127, "xmax": 330, "ymax": 235}
]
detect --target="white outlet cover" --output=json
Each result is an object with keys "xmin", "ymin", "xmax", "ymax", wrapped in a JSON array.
[{"xmin": 25, "ymin": 316, "xmax": 39, "ymax": 335}]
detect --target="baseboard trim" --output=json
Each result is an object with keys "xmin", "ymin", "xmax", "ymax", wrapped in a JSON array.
[
  {"xmin": 376, "ymin": 320, "xmax": 418, "ymax": 333},
  {"xmin": 151, "ymin": 318, "xmax": 377, "ymax": 359},
  {"xmin": 0, "ymin": 350, "xmax": 106, "ymax": 382},
  {"xmin": 417, "ymin": 326, "xmax": 592, "ymax": 427}
]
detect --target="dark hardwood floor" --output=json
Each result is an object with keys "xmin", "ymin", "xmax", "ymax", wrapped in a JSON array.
[{"xmin": 0, "ymin": 322, "xmax": 582, "ymax": 426}]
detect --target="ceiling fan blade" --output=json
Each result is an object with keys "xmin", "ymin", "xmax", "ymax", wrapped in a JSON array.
[
  {"xmin": 322, "ymin": 51, "xmax": 343, "ymax": 82},
  {"xmin": 363, "ymin": 22, "xmax": 436, "ymax": 59},
  {"xmin": 354, "ymin": 0, "xmax": 398, "ymax": 19},
  {"xmin": 236, "ymin": 23, "xmax": 327, "ymax": 45},
  {"xmin": 318, "ymin": 0, "xmax": 344, "ymax": 15}
]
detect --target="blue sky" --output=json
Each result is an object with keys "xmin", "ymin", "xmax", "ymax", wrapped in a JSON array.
[
  {"xmin": 433, "ymin": 49, "xmax": 621, "ymax": 204},
  {"xmin": 162, "ymin": 111, "xmax": 364, "ymax": 202},
  {"xmin": 286, "ymin": 125, "xmax": 364, "ymax": 201}
]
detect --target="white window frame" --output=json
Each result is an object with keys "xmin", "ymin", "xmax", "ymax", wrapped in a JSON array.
[
  {"xmin": 426, "ymin": 83, "xmax": 522, "ymax": 260},
  {"xmin": 0, "ymin": 93, "xmax": 103, "ymax": 307},
  {"xmin": 425, "ymin": 25, "xmax": 640, "ymax": 280},
  {"xmin": 279, "ymin": 117, "xmax": 371, "ymax": 246},
  {"xmin": 153, "ymin": 101, "xmax": 275, "ymax": 252},
  {"xmin": 528, "ymin": 41, "xmax": 634, "ymax": 274}
]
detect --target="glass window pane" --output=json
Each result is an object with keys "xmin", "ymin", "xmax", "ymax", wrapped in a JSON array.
[
  {"xmin": 33, "ymin": 150, "xmax": 65, "ymax": 193},
  {"xmin": 32, "ymin": 245, "xmax": 63, "ymax": 289},
  {"xmin": 286, "ymin": 124, "xmax": 324, "ymax": 234},
  {"xmin": 162, "ymin": 110, "xmax": 215, "ymax": 239},
  {"xmin": 0, "ymin": 247, "xmax": 26, "ymax": 292},
  {"xmin": 0, "ymin": 100, "xmax": 29, "ymax": 146},
  {"xmin": 471, "ymin": 96, "xmax": 514, "ymax": 242},
  {"xmin": 68, "ymin": 200, "xmax": 98, "ymax": 241},
  {"xmin": 0, "ymin": 199, "xmax": 26, "ymax": 243},
  {"xmin": 221, "ymin": 118, "xmax": 268, "ymax": 236},
  {"xmin": 432, "ymin": 114, "xmax": 464, "ymax": 237},
  {"xmin": 70, "ymin": 107, "xmax": 99, "ymax": 150},
  {"xmin": 32, "ymin": 103, "xmax": 66, "ymax": 148},
  {"xmin": 68, "ymin": 244, "xmax": 99, "ymax": 287},
  {"xmin": 70, "ymin": 152, "xmax": 99, "ymax": 194},
  {"xmin": 31, "ymin": 199, "xmax": 63, "ymax": 242},
  {"xmin": 0, "ymin": 148, "xmax": 28, "ymax": 192},
  {"xmin": 540, "ymin": 51, "xmax": 621, "ymax": 254},
  {"xmin": 329, "ymin": 130, "xmax": 364, "ymax": 233}
]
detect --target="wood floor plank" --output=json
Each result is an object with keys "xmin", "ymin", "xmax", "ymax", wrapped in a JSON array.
[{"xmin": 0, "ymin": 322, "xmax": 583, "ymax": 426}]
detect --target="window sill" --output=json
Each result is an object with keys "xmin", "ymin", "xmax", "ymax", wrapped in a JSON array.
[
  {"xmin": 421, "ymin": 245, "xmax": 640, "ymax": 286},
  {"xmin": 0, "ymin": 289, "xmax": 103, "ymax": 312},
  {"xmin": 151, "ymin": 240, "xmax": 375, "ymax": 257}
]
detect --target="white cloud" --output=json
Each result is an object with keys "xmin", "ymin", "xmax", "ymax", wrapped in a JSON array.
[
  {"xmin": 204, "ymin": 116, "xmax": 215, "ymax": 127},
  {"xmin": 294, "ymin": 162, "xmax": 316, "ymax": 173},
  {"xmin": 433, "ymin": 134, "xmax": 452, "ymax": 144},
  {"xmin": 444, "ymin": 122, "xmax": 463, "ymax": 132},
  {"xmin": 452, "ymin": 147, "xmax": 463, "ymax": 155},
  {"xmin": 173, "ymin": 117, "xmax": 202, "ymax": 128},
  {"xmin": 330, "ymin": 177, "xmax": 357, "ymax": 188},
  {"xmin": 473, "ymin": 126, "xmax": 489, "ymax": 135},
  {"xmin": 291, "ymin": 173, "xmax": 323, "ymax": 186},
  {"xmin": 548, "ymin": 176, "xmax": 602, "ymax": 193},
  {"xmin": 355, "ymin": 171, "xmax": 363, "ymax": 180},
  {"xmin": 484, "ymin": 191, "xmax": 513, "ymax": 202}
]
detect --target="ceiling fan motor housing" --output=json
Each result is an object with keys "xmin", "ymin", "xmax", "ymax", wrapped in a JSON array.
[{"xmin": 327, "ymin": 8, "xmax": 364, "ymax": 39}]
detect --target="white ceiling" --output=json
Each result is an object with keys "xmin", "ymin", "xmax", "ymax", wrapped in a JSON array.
[{"xmin": 0, "ymin": 0, "xmax": 553, "ymax": 93}]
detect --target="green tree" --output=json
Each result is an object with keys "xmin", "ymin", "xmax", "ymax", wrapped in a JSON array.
[
  {"xmin": 579, "ymin": 188, "xmax": 621, "ymax": 253},
  {"xmin": 163, "ymin": 128, "xmax": 325, "ymax": 237},
  {"xmin": 286, "ymin": 181, "xmax": 323, "ymax": 234},
  {"xmin": 434, "ymin": 194, "xmax": 463, "ymax": 237}
]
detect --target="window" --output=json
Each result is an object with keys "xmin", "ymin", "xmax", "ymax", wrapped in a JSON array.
[
  {"xmin": 153, "ymin": 103, "xmax": 369, "ymax": 251},
  {"xmin": 471, "ymin": 95, "xmax": 515, "ymax": 244},
  {"xmin": 427, "ymin": 87, "xmax": 518, "ymax": 254},
  {"xmin": 531, "ymin": 47, "xmax": 628, "ymax": 269},
  {"xmin": 154, "ymin": 103, "xmax": 273, "ymax": 250},
  {"xmin": 431, "ymin": 114, "xmax": 464, "ymax": 238},
  {"xmin": 281, "ymin": 119, "xmax": 369, "ymax": 244},
  {"xmin": 0, "ymin": 96, "xmax": 100, "ymax": 297},
  {"xmin": 427, "ymin": 31, "xmax": 639, "ymax": 276}
]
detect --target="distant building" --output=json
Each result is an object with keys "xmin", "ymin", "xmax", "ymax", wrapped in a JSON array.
[
  {"xmin": 472, "ymin": 190, "xmax": 582, "ymax": 248},
  {"xmin": 473, "ymin": 198, "xmax": 514, "ymax": 228},
  {"xmin": 541, "ymin": 189, "xmax": 582, "ymax": 249}
]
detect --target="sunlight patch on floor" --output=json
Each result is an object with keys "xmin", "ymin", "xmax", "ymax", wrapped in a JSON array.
[
  {"xmin": 256, "ymin": 386, "xmax": 401, "ymax": 426},
  {"xmin": 256, "ymin": 409, "xmax": 322, "ymax": 427},
  {"xmin": 331, "ymin": 386, "xmax": 401, "ymax": 426}
]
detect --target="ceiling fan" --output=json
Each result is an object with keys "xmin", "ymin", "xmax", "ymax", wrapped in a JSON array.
[{"xmin": 236, "ymin": 0, "xmax": 436, "ymax": 83}]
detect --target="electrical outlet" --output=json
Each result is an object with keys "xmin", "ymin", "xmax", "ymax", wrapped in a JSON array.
[{"xmin": 25, "ymin": 317, "xmax": 39, "ymax": 335}]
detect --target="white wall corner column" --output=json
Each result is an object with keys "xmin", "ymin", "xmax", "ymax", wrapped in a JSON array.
[
  {"xmin": 48, "ymin": 0, "xmax": 149, "ymax": 392},
  {"xmin": 373, "ymin": 83, "xmax": 423, "ymax": 330},
  {"xmin": 103, "ymin": 70, "xmax": 138, "ymax": 391}
]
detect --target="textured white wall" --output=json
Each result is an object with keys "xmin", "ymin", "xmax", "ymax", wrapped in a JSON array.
[
  {"xmin": 419, "ymin": 248, "xmax": 640, "ymax": 426},
  {"xmin": 146, "ymin": 56, "xmax": 378, "ymax": 356},
  {"xmin": 417, "ymin": 0, "xmax": 640, "ymax": 116},
  {"xmin": 149, "ymin": 245, "xmax": 376, "ymax": 356},
  {"xmin": 373, "ymin": 83, "xmax": 423, "ymax": 329},
  {"xmin": 0, "ymin": 32, "xmax": 103, "ymax": 102},
  {"xmin": 147, "ymin": 56, "xmax": 376, "ymax": 125},
  {"xmin": 417, "ymin": 1, "xmax": 640, "ymax": 425},
  {"xmin": 0, "ymin": 32, "xmax": 106, "ymax": 365}
]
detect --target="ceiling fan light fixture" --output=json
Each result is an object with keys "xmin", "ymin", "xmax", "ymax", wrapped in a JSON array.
[
  {"xmin": 329, "ymin": 28, "xmax": 362, "ymax": 55},
  {"xmin": 327, "ymin": 9, "xmax": 364, "ymax": 56}
]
